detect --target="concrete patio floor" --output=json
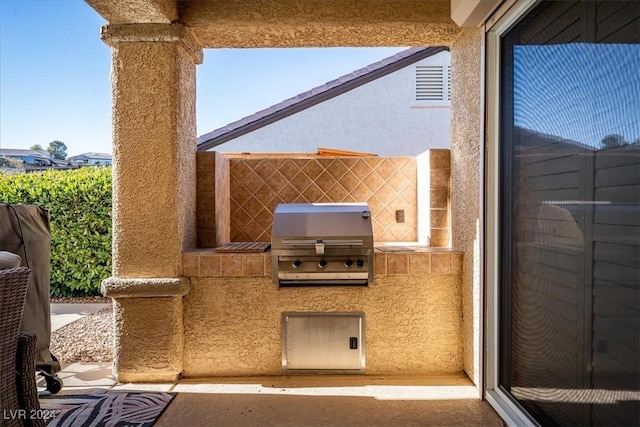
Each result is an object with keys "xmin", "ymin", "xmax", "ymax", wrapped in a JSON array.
[{"xmin": 45, "ymin": 304, "xmax": 505, "ymax": 426}]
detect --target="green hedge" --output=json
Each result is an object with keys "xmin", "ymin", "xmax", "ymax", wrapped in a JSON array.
[{"xmin": 0, "ymin": 168, "xmax": 112, "ymax": 296}]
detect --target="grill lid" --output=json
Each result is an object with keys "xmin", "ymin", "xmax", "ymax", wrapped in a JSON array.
[{"xmin": 272, "ymin": 203, "xmax": 372, "ymax": 241}]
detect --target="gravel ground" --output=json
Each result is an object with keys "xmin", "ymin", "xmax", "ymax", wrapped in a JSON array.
[
  {"xmin": 50, "ymin": 299, "xmax": 114, "ymax": 363},
  {"xmin": 51, "ymin": 296, "xmax": 111, "ymax": 304}
]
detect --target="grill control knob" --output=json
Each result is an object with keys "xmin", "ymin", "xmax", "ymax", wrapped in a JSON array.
[
  {"xmin": 344, "ymin": 260, "xmax": 354, "ymax": 268},
  {"xmin": 357, "ymin": 259, "xmax": 364, "ymax": 267},
  {"xmin": 292, "ymin": 260, "xmax": 302, "ymax": 269},
  {"xmin": 318, "ymin": 260, "xmax": 328, "ymax": 269}
]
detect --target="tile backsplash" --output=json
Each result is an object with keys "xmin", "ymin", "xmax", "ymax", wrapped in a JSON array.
[
  {"xmin": 196, "ymin": 152, "xmax": 230, "ymax": 248},
  {"xmin": 429, "ymin": 149, "xmax": 450, "ymax": 247},
  {"xmin": 228, "ymin": 156, "xmax": 417, "ymax": 242},
  {"xmin": 196, "ymin": 150, "xmax": 451, "ymax": 247}
]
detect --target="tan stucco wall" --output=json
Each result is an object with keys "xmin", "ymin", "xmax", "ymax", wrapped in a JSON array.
[
  {"xmin": 450, "ymin": 27, "xmax": 482, "ymax": 385},
  {"xmin": 92, "ymin": 0, "xmax": 462, "ymax": 48},
  {"xmin": 179, "ymin": 0, "xmax": 461, "ymax": 47},
  {"xmin": 105, "ymin": 25, "xmax": 199, "ymax": 278},
  {"xmin": 113, "ymin": 296, "xmax": 185, "ymax": 382},
  {"xmin": 88, "ymin": 0, "xmax": 177, "ymax": 24},
  {"xmin": 183, "ymin": 274, "xmax": 462, "ymax": 377}
]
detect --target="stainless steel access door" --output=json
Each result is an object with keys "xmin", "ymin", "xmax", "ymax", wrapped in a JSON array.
[{"xmin": 282, "ymin": 312, "xmax": 365, "ymax": 373}]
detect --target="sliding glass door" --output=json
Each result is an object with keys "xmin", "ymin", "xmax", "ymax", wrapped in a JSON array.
[{"xmin": 488, "ymin": 1, "xmax": 639, "ymax": 425}]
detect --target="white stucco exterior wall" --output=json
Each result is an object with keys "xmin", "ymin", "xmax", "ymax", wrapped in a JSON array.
[{"xmin": 208, "ymin": 51, "xmax": 450, "ymax": 156}]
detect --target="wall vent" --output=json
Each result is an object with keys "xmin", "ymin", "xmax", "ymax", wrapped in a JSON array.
[{"xmin": 415, "ymin": 65, "xmax": 450, "ymax": 102}]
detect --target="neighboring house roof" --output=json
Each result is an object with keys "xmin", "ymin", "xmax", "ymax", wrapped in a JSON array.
[
  {"xmin": 197, "ymin": 46, "xmax": 449, "ymax": 151},
  {"xmin": 69, "ymin": 152, "xmax": 112, "ymax": 161},
  {"xmin": 0, "ymin": 148, "xmax": 76, "ymax": 171},
  {"xmin": 24, "ymin": 162, "xmax": 77, "ymax": 172},
  {"xmin": 513, "ymin": 127, "xmax": 595, "ymax": 151},
  {"xmin": 0, "ymin": 148, "xmax": 52, "ymax": 159}
]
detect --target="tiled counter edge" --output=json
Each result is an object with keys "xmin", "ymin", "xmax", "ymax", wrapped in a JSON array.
[{"xmin": 183, "ymin": 248, "xmax": 464, "ymax": 278}]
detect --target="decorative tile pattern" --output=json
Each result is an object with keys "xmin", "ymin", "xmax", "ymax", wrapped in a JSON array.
[
  {"xmin": 228, "ymin": 157, "xmax": 417, "ymax": 242},
  {"xmin": 264, "ymin": 255, "xmax": 272, "ymax": 278},
  {"xmin": 430, "ymin": 188, "xmax": 449, "ymax": 209},
  {"xmin": 452, "ymin": 253, "xmax": 464, "ymax": 274},
  {"xmin": 184, "ymin": 249, "xmax": 463, "ymax": 278},
  {"xmin": 431, "ymin": 253, "xmax": 452, "ymax": 275},
  {"xmin": 387, "ymin": 254, "xmax": 409, "ymax": 275},
  {"xmin": 409, "ymin": 253, "xmax": 431, "ymax": 274},
  {"xmin": 220, "ymin": 255, "xmax": 242, "ymax": 276},
  {"xmin": 197, "ymin": 231, "xmax": 216, "ymax": 249},
  {"xmin": 183, "ymin": 253, "xmax": 199, "ymax": 277},
  {"xmin": 242, "ymin": 255, "xmax": 264, "ymax": 276},
  {"xmin": 431, "ymin": 209, "xmax": 449, "ymax": 228},
  {"xmin": 430, "ymin": 229, "xmax": 449, "ymax": 247},
  {"xmin": 429, "ymin": 149, "xmax": 450, "ymax": 247},
  {"xmin": 430, "ymin": 149, "xmax": 451, "ymax": 170},
  {"xmin": 196, "ymin": 152, "xmax": 216, "ymax": 248},
  {"xmin": 215, "ymin": 153, "xmax": 230, "ymax": 245},
  {"xmin": 200, "ymin": 254, "xmax": 220, "ymax": 276},
  {"xmin": 374, "ymin": 253, "xmax": 387, "ymax": 276}
]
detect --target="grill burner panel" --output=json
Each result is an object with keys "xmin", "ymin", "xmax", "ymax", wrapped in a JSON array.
[
  {"xmin": 271, "ymin": 203, "xmax": 374, "ymax": 287},
  {"xmin": 277, "ymin": 256, "xmax": 370, "ymax": 287}
]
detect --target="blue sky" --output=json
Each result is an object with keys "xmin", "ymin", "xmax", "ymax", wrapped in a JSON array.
[
  {"xmin": 0, "ymin": 1, "xmax": 406, "ymax": 157},
  {"xmin": 514, "ymin": 43, "xmax": 640, "ymax": 149}
]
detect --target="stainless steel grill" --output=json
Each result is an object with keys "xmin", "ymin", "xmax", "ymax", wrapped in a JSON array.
[{"xmin": 271, "ymin": 203, "xmax": 374, "ymax": 286}]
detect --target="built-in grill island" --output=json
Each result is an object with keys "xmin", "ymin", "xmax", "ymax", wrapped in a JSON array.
[
  {"xmin": 182, "ymin": 151, "xmax": 463, "ymax": 377},
  {"xmin": 271, "ymin": 203, "xmax": 374, "ymax": 287}
]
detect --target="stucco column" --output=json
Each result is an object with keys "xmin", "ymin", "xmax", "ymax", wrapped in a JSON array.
[
  {"xmin": 100, "ymin": 23, "xmax": 202, "ymax": 382},
  {"xmin": 450, "ymin": 27, "xmax": 482, "ymax": 388}
]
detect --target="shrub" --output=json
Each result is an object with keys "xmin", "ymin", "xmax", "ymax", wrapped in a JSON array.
[{"xmin": 0, "ymin": 167, "xmax": 112, "ymax": 296}]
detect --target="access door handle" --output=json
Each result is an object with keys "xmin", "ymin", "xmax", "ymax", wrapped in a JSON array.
[{"xmin": 349, "ymin": 337, "xmax": 358, "ymax": 350}]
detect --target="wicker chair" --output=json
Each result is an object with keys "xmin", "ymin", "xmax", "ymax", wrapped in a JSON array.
[
  {"xmin": 0, "ymin": 267, "xmax": 31, "ymax": 427},
  {"xmin": 16, "ymin": 332, "xmax": 44, "ymax": 427}
]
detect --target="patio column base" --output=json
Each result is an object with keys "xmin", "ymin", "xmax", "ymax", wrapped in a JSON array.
[{"xmin": 102, "ymin": 276, "xmax": 190, "ymax": 382}]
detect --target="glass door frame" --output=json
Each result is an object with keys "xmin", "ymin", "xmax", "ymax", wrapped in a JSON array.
[{"xmin": 484, "ymin": 1, "xmax": 540, "ymax": 425}]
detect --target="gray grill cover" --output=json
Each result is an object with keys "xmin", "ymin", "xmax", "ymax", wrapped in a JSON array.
[{"xmin": 0, "ymin": 204, "xmax": 60, "ymax": 374}]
